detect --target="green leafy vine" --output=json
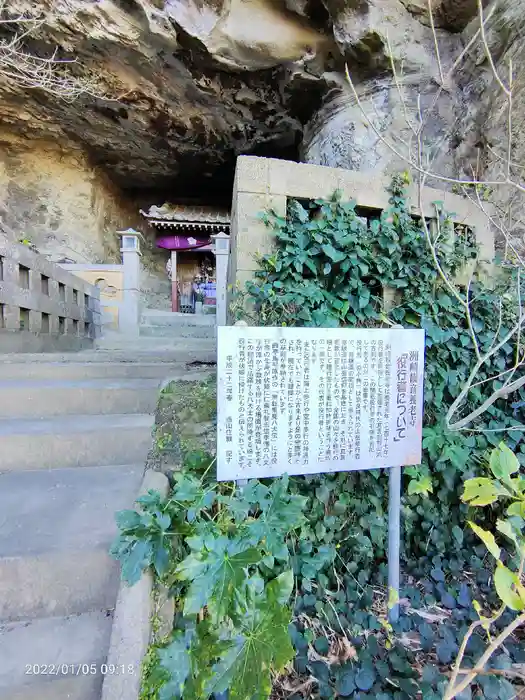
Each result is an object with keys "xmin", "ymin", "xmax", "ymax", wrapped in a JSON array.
[
  {"xmin": 116, "ymin": 177, "xmax": 525, "ymax": 699},
  {"xmin": 111, "ymin": 460, "xmax": 306, "ymax": 699}
]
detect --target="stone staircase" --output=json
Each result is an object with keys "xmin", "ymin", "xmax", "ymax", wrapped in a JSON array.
[
  {"xmin": 0, "ymin": 339, "xmax": 215, "ymax": 699},
  {"xmin": 139, "ymin": 309, "xmax": 216, "ymax": 339}
]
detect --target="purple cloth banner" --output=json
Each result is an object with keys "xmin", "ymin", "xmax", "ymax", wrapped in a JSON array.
[{"xmin": 157, "ymin": 235, "xmax": 210, "ymax": 250}]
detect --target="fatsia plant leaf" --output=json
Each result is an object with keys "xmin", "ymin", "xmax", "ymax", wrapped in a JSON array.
[
  {"xmin": 206, "ymin": 574, "xmax": 295, "ymax": 700},
  {"xmin": 118, "ymin": 539, "xmax": 151, "ymax": 585},
  {"xmin": 177, "ymin": 535, "xmax": 261, "ymax": 621},
  {"xmin": 158, "ymin": 622, "xmax": 229, "ymax": 700},
  {"xmin": 158, "ymin": 630, "xmax": 193, "ymax": 700},
  {"xmin": 171, "ymin": 473, "xmax": 216, "ymax": 523},
  {"xmin": 244, "ymin": 476, "xmax": 307, "ymax": 560}
]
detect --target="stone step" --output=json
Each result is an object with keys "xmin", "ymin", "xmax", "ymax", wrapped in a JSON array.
[
  {"xmin": 3, "ymin": 674, "xmax": 103, "ymax": 700},
  {"xmin": 0, "ymin": 349, "xmax": 217, "ymax": 364},
  {"xmin": 95, "ymin": 338, "xmax": 217, "ymax": 362},
  {"xmin": 4, "ymin": 675, "xmax": 103, "ymax": 700},
  {"xmin": 0, "ymin": 378, "xmax": 162, "ymax": 418},
  {"xmin": 0, "ymin": 350, "xmax": 211, "ymax": 363},
  {"xmin": 96, "ymin": 336, "xmax": 216, "ymax": 349},
  {"xmin": 0, "ymin": 414, "xmax": 154, "ymax": 471},
  {"xmin": 0, "ymin": 610, "xmax": 113, "ymax": 700},
  {"xmin": 0, "ymin": 361, "xmax": 189, "ymax": 381},
  {"xmin": 0, "ymin": 465, "xmax": 143, "ymax": 622},
  {"xmin": 139, "ymin": 324, "xmax": 215, "ymax": 339},
  {"xmin": 141, "ymin": 311, "xmax": 216, "ymax": 327},
  {"xmin": 0, "ymin": 550, "xmax": 119, "ymax": 625}
]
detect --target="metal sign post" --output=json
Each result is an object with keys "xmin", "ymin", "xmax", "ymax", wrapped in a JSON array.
[{"xmin": 388, "ymin": 465, "xmax": 402, "ymax": 623}]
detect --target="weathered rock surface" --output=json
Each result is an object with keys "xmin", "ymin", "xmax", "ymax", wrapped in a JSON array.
[
  {"xmin": 0, "ymin": 0, "xmax": 332, "ymax": 196},
  {"xmin": 0, "ymin": 0, "xmax": 474, "ymax": 195},
  {"xmin": 0, "ymin": 0, "xmax": 524, "ymax": 259}
]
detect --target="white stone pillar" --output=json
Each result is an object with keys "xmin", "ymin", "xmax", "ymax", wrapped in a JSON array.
[
  {"xmin": 119, "ymin": 229, "xmax": 142, "ymax": 336},
  {"xmin": 212, "ymin": 231, "xmax": 230, "ymax": 327}
]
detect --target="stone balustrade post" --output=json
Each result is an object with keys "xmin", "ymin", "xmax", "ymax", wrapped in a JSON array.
[
  {"xmin": 212, "ymin": 231, "xmax": 230, "ymax": 327},
  {"xmin": 118, "ymin": 229, "xmax": 142, "ymax": 336}
]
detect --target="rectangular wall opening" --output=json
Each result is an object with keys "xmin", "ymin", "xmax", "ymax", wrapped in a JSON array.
[
  {"xmin": 84, "ymin": 293, "xmax": 90, "ymax": 309},
  {"xmin": 72, "ymin": 319, "xmax": 79, "ymax": 336},
  {"xmin": 58, "ymin": 283, "xmax": 66, "ymax": 301},
  {"xmin": 20, "ymin": 308, "xmax": 30, "ymax": 330},
  {"xmin": 41, "ymin": 275, "xmax": 49, "ymax": 296},
  {"xmin": 73, "ymin": 289, "xmax": 78, "ymax": 305},
  {"xmin": 19, "ymin": 265, "xmax": 30, "ymax": 289},
  {"xmin": 41, "ymin": 313, "xmax": 50, "ymax": 333},
  {"xmin": 0, "ymin": 303, "xmax": 4, "ymax": 329},
  {"xmin": 85, "ymin": 322, "xmax": 92, "ymax": 337},
  {"xmin": 58, "ymin": 316, "xmax": 65, "ymax": 334},
  {"xmin": 0, "ymin": 255, "xmax": 4, "ymax": 282}
]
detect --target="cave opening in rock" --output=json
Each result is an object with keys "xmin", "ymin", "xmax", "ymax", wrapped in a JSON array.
[{"xmin": 125, "ymin": 138, "xmax": 302, "ymax": 210}]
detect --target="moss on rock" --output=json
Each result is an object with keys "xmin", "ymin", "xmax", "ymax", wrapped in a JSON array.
[{"xmin": 150, "ymin": 374, "xmax": 217, "ymax": 473}]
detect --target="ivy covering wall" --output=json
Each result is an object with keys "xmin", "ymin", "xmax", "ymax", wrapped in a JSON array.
[{"xmin": 115, "ymin": 178, "xmax": 525, "ymax": 700}]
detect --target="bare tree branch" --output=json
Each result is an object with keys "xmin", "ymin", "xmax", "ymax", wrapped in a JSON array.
[
  {"xmin": 0, "ymin": 6, "xmax": 107, "ymax": 101},
  {"xmin": 345, "ymin": 0, "xmax": 525, "ymax": 433}
]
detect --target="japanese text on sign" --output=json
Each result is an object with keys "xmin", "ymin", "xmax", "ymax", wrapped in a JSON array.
[{"xmin": 218, "ymin": 327, "xmax": 424, "ymax": 481}]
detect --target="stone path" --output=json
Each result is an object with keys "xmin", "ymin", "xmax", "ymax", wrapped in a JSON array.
[{"xmin": 0, "ymin": 323, "xmax": 216, "ymax": 699}]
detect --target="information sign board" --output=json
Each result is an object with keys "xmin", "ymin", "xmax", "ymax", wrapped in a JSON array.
[{"xmin": 217, "ymin": 327, "xmax": 425, "ymax": 481}]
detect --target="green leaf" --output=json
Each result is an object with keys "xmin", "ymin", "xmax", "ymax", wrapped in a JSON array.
[
  {"xmin": 358, "ymin": 288, "xmax": 371, "ymax": 309},
  {"xmin": 316, "ymin": 483, "xmax": 330, "ymax": 504},
  {"xmin": 490, "ymin": 443, "xmax": 519, "ymax": 482},
  {"xmin": 305, "ymin": 258, "xmax": 317, "ymax": 275},
  {"xmin": 496, "ymin": 518, "xmax": 520, "ymax": 552},
  {"xmin": 355, "ymin": 666, "xmax": 376, "ymax": 691},
  {"xmin": 494, "ymin": 563, "xmax": 525, "ymax": 611},
  {"xmin": 322, "ymin": 244, "xmax": 346, "ymax": 263},
  {"xmin": 452, "ymin": 525, "xmax": 464, "ymax": 546},
  {"xmin": 297, "ymin": 308, "xmax": 312, "ymax": 322},
  {"xmin": 172, "ymin": 474, "xmax": 216, "ymax": 522},
  {"xmin": 177, "ymin": 537, "xmax": 262, "ymax": 620},
  {"xmin": 206, "ymin": 584, "xmax": 294, "ymax": 700},
  {"xmin": 508, "ymin": 501, "xmax": 525, "ymax": 517},
  {"xmin": 245, "ymin": 477, "xmax": 306, "ymax": 560},
  {"xmin": 462, "ymin": 478, "xmax": 500, "ymax": 506},
  {"xmin": 158, "ymin": 630, "xmax": 193, "ymax": 699},
  {"xmin": 266, "ymin": 570, "xmax": 294, "ymax": 605},
  {"xmin": 136, "ymin": 490, "xmax": 164, "ymax": 509},
  {"xmin": 408, "ymin": 475, "xmax": 433, "ymax": 496},
  {"xmin": 121, "ymin": 539, "xmax": 151, "ymax": 585},
  {"xmin": 314, "ymin": 637, "xmax": 329, "ymax": 655},
  {"xmin": 153, "ymin": 540, "xmax": 170, "ymax": 576},
  {"xmin": 261, "ymin": 554, "xmax": 275, "ymax": 569},
  {"xmin": 159, "ymin": 622, "xmax": 229, "ymax": 700},
  {"xmin": 468, "ymin": 522, "xmax": 501, "ymax": 560},
  {"xmin": 115, "ymin": 509, "xmax": 142, "ymax": 531},
  {"xmin": 336, "ymin": 671, "xmax": 356, "ymax": 696}
]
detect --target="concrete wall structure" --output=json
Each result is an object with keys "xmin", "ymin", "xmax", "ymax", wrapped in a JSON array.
[
  {"xmin": 228, "ymin": 156, "xmax": 495, "ymax": 296},
  {"xmin": 0, "ymin": 236, "xmax": 101, "ymax": 352},
  {"xmin": 0, "ymin": 135, "xmax": 170, "ymax": 313},
  {"xmin": 60, "ymin": 264, "xmax": 124, "ymax": 331}
]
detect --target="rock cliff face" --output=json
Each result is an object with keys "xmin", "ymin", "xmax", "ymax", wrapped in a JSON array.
[{"xmin": 0, "ymin": 0, "xmax": 522, "ymax": 264}]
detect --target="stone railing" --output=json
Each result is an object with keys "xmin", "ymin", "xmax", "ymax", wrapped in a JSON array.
[
  {"xmin": 228, "ymin": 156, "xmax": 495, "ymax": 297},
  {"xmin": 60, "ymin": 231, "xmax": 142, "ymax": 336},
  {"xmin": 0, "ymin": 235, "xmax": 101, "ymax": 352},
  {"xmin": 59, "ymin": 264, "xmax": 124, "ymax": 332}
]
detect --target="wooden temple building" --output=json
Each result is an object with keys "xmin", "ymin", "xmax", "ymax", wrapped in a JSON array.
[{"xmin": 140, "ymin": 204, "xmax": 230, "ymax": 312}]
